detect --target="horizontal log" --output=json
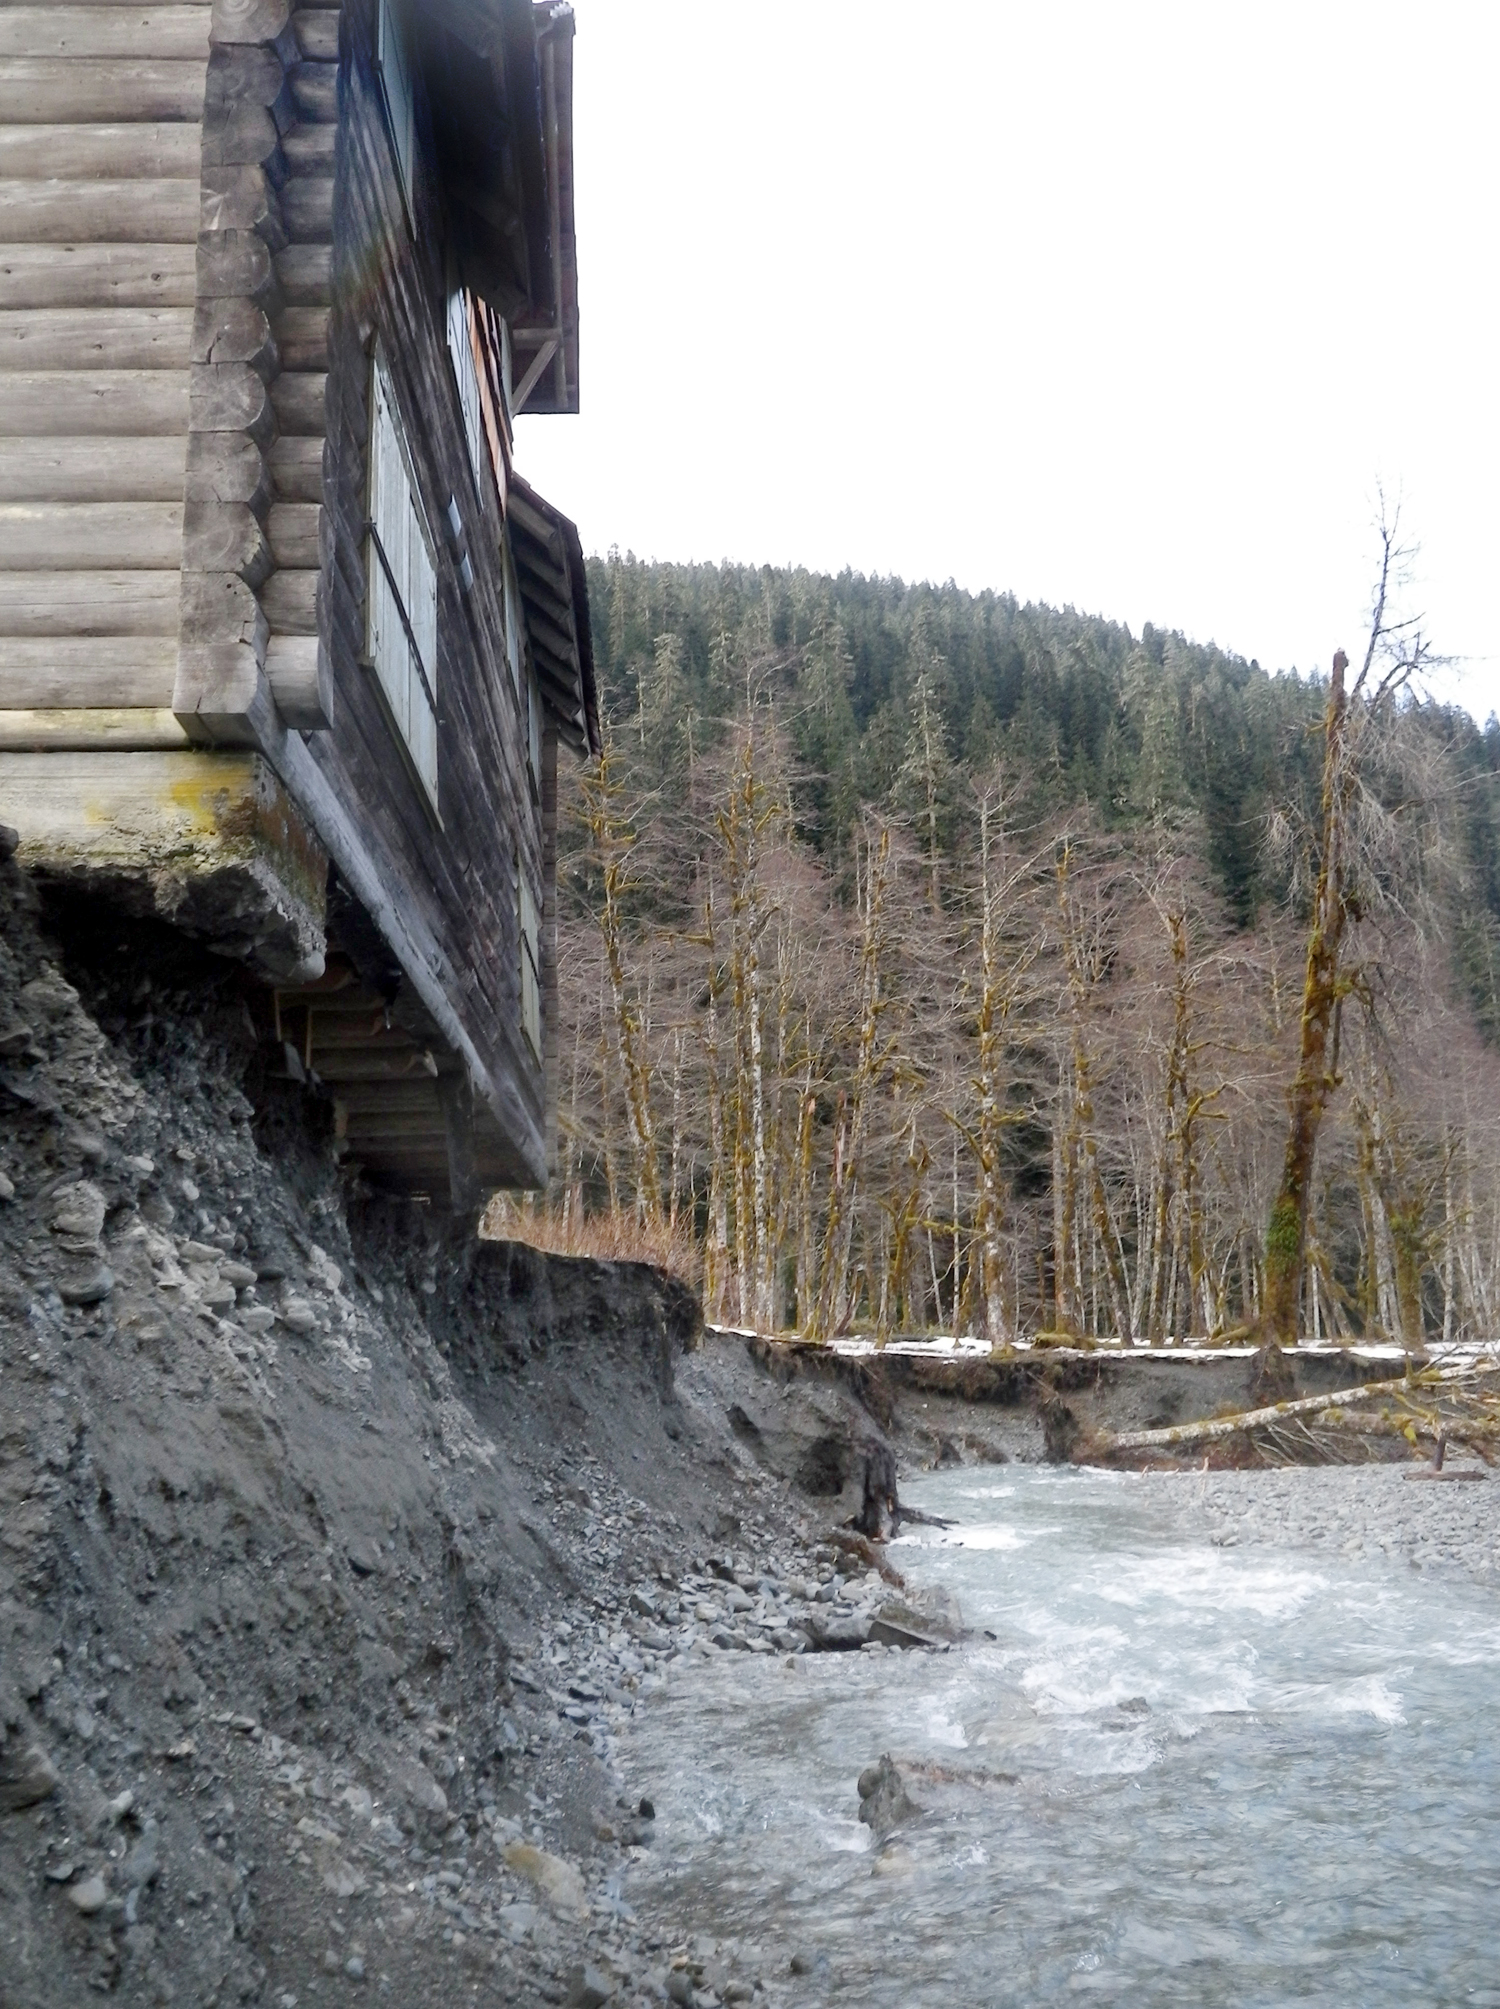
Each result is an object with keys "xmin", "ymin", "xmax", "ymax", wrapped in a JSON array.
[
  {"xmin": 289, "ymin": 62, "xmax": 337, "ymax": 124},
  {"xmin": 265, "ymin": 631, "xmax": 330, "ymax": 730},
  {"xmin": 0, "ymin": 500, "xmax": 184, "ymax": 569},
  {"xmin": 0, "ymin": 636, "xmax": 177, "ymax": 706},
  {"xmin": 0, "ymin": 242, "xmax": 197, "ymax": 309},
  {"xmin": 0, "ymin": 435, "xmax": 186, "ymax": 502},
  {"xmin": 188, "ymin": 360, "xmax": 272, "ymax": 438},
  {"xmin": 308, "ymin": 1022, "xmax": 422, "ymax": 1054},
  {"xmin": 0, "ymin": 569, "xmax": 180, "ymax": 637},
  {"xmin": 0, "ymin": 706, "xmax": 189, "ymax": 750},
  {"xmin": 280, "ymin": 176, "xmax": 333, "ymax": 242},
  {"xmin": 0, "ymin": 122, "xmax": 201, "ymax": 180},
  {"xmin": 293, "ymin": 12, "xmax": 339, "ymax": 62},
  {"xmin": 0, "ymin": 305, "xmax": 192, "ymax": 369},
  {"xmin": 313, "ymin": 1051, "xmax": 439, "ymax": 1083},
  {"xmin": 0, "ymin": 369, "xmax": 188, "ymax": 433},
  {"xmin": 269, "ymin": 369, "xmax": 325, "ymax": 435},
  {"xmin": 260, "ymin": 566, "xmax": 317, "ymax": 633},
  {"xmin": 202, "ymin": 41, "xmax": 285, "ymax": 111},
  {"xmin": 179, "ymin": 566, "xmax": 263, "ymax": 647},
  {"xmin": 267, "ymin": 434, "xmax": 322, "ymax": 502},
  {"xmin": 271, "ymin": 303, "xmax": 328, "ymax": 371},
  {"xmin": 282, "ymin": 124, "xmax": 335, "ymax": 174},
  {"xmin": 0, "ymin": 178, "xmax": 200, "ymax": 244},
  {"xmin": 267, "ymin": 501, "xmax": 321, "ymax": 568},
  {"xmin": 0, "ymin": 10, "xmax": 212, "ymax": 62},
  {"xmin": 209, "ymin": 0, "xmax": 292, "ymax": 45},
  {"xmin": 339, "ymin": 1104, "xmax": 446, "ymax": 1133},
  {"xmin": 196, "ymin": 226, "xmax": 272, "ymax": 301},
  {"xmin": 184, "ymin": 430, "xmax": 269, "ymax": 509},
  {"xmin": 273, "ymin": 242, "xmax": 330, "ymax": 305},
  {"xmin": 191, "ymin": 294, "xmax": 274, "ymax": 370},
  {"xmin": 181, "ymin": 497, "xmax": 269, "ymax": 581},
  {"xmin": 200, "ymin": 162, "xmax": 283, "ymax": 243},
  {"xmin": 0, "ymin": 63, "xmax": 209, "ymax": 127},
  {"xmin": 170, "ymin": 635, "xmax": 266, "ymax": 738},
  {"xmin": 200, "ymin": 101, "xmax": 279, "ymax": 169}
]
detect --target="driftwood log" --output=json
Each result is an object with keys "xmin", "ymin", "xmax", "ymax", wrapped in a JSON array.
[{"xmin": 1085, "ymin": 1364, "xmax": 1500, "ymax": 1464}]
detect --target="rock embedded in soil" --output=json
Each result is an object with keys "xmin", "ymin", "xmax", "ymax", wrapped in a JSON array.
[{"xmin": 0, "ymin": 1738, "xmax": 61, "ymax": 1811}]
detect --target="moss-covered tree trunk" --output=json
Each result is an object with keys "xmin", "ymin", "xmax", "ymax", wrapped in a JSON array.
[{"xmin": 1263, "ymin": 650, "xmax": 1351, "ymax": 1347}]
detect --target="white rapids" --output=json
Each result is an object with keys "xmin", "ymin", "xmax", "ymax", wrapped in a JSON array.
[{"xmin": 614, "ymin": 1463, "xmax": 1500, "ymax": 2005}]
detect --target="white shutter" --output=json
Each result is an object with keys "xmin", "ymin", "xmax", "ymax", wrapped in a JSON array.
[
  {"xmin": 368, "ymin": 358, "xmax": 407, "ymax": 742},
  {"xmin": 377, "ymin": 0, "xmax": 415, "ymax": 212},
  {"xmin": 526, "ymin": 663, "xmax": 542, "ymax": 798},
  {"xmin": 519, "ymin": 871, "xmax": 541, "ymax": 1056},
  {"xmin": 408, "ymin": 502, "xmax": 438, "ymax": 798},
  {"xmin": 447, "ymin": 287, "xmax": 485, "ymax": 496},
  {"xmin": 368, "ymin": 349, "xmax": 439, "ymax": 808}
]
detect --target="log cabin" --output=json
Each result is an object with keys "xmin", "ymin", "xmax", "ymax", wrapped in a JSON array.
[{"xmin": 0, "ymin": 0, "xmax": 599, "ymax": 1208}]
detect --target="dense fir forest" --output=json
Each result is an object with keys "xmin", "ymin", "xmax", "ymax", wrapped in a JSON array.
[{"xmin": 513, "ymin": 553, "xmax": 1500, "ymax": 1348}]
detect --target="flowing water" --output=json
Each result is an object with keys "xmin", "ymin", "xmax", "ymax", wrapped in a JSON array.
[{"xmin": 616, "ymin": 1466, "xmax": 1500, "ymax": 2005}]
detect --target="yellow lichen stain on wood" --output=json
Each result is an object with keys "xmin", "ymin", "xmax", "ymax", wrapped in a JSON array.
[{"xmin": 1, "ymin": 749, "xmax": 327, "ymax": 927}]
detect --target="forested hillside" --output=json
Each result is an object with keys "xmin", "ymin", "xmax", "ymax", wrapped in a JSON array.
[{"xmin": 534, "ymin": 552, "xmax": 1500, "ymax": 1346}]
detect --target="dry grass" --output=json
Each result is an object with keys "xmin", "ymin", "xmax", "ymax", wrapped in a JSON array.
[{"xmin": 479, "ymin": 1193, "xmax": 702, "ymax": 1286}]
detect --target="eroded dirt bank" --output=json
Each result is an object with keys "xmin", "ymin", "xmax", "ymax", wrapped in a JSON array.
[
  {"xmin": 0, "ymin": 866, "xmax": 853, "ymax": 2009},
  {"xmin": 718, "ymin": 1335, "xmax": 1405, "ymax": 1482}
]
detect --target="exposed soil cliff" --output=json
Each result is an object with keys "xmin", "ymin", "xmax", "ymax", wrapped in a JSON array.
[{"xmin": 0, "ymin": 865, "xmax": 837, "ymax": 2009}]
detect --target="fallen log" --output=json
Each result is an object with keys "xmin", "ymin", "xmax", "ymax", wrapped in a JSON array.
[{"xmin": 1088, "ymin": 1367, "xmax": 1478, "ymax": 1459}]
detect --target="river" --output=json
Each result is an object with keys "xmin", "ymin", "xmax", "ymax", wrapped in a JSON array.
[{"xmin": 615, "ymin": 1464, "xmax": 1500, "ymax": 2005}]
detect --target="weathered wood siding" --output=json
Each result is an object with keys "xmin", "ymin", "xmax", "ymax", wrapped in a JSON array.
[
  {"xmin": 303, "ymin": 0, "xmax": 547, "ymax": 1185},
  {"xmin": 0, "ymin": 1, "xmax": 210, "ymax": 719}
]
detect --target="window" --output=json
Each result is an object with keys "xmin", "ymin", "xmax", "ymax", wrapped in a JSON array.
[
  {"xmin": 447, "ymin": 286, "xmax": 486, "ymax": 500},
  {"xmin": 376, "ymin": 0, "xmax": 415, "ymax": 214},
  {"xmin": 367, "ymin": 350, "xmax": 438, "ymax": 804},
  {"xmin": 518, "ymin": 865, "xmax": 542, "ymax": 1057},
  {"xmin": 525, "ymin": 662, "xmax": 542, "ymax": 801}
]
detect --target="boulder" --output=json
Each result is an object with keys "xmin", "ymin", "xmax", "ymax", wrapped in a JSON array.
[
  {"xmin": 873, "ymin": 1584, "xmax": 964, "ymax": 1641},
  {"xmin": 856, "ymin": 1755, "xmax": 919, "ymax": 1838}
]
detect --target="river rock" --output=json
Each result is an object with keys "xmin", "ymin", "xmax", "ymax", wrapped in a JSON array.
[
  {"xmin": 803, "ymin": 1612, "xmax": 870, "ymax": 1651},
  {"xmin": 0, "ymin": 1737, "xmax": 60, "ymax": 1810},
  {"xmin": 50, "ymin": 1180, "xmax": 107, "ymax": 1243},
  {"xmin": 568, "ymin": 1963, "xmax": 614, "ymax": 2007},
  {"xmin": 856, "ymin": 1755, "xmax": 919, "ymax": 1837},
  {"xmin": 501, "ymin": 1840, "xmax": 587, "ymax": 1917},
  {"xmin": 388, "ymin": 1754, "xmax": 448, "ymax": 1822},
  {"xmin": 874, "ymin": 1585, "xmax": 964, "ymax": 1640},
  {"xmin": 67, "ymin": 1873, "xmax": 109, "ymax": 1914},
  {"xmin": 57, "ymin": 1260, "xmax": 114, "ymax": 1305}
]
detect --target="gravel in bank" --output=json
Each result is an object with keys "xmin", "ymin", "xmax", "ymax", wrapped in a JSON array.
[
  {"xmin": 0, "ymin": 872, "xmax": 950, "ymax": 2009},
  {"xmin": 1141, "ymin": 1463, "xmax": 1500, "ymax": 1582}
]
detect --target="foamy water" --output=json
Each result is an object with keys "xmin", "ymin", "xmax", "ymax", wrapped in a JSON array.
[{"xmin": 616, "ymin": 1465, "xmax": 1500, "ymax": 2005}]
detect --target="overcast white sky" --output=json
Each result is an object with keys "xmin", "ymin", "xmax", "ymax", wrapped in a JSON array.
[{"xmin": 515, "ymin": 2, "xmax": 1500, "ymax": 717}]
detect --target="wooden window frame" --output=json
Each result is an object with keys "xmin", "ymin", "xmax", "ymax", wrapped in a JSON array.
[
  {"xmin": 366, "ymin": 346, "xmax": 440, "ymax": 814},
  {"xmin": 518, "ymin": 859, "xmax": 542, "ymax": 1059},
  {"xmin": 375, "ymin": 0, "xmax": 416, "ymax": 223}
]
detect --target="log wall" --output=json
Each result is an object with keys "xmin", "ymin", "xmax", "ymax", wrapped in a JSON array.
[{"xmin": 0, "ymin": 1, "xmax": 211, "ymax": 717}]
